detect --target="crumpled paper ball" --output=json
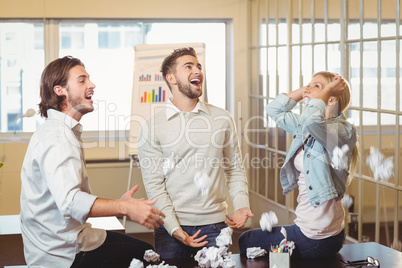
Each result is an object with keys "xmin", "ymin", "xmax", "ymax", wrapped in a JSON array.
[
  {"xmin": 144, "ymin": 249, "xmax": 160, "ymax": 263},
  {"xmin": 194, "ymin": 171, "xmax": 211, "ymax": 196},
  {"xmin": 342, "ymin": 194, "xmax": 353, "ymax": 208},
  {"xmin": 194, "ymin": 246, "xmax": 234, "ymax": 268},
  {"xmin": 216, "ymin": 226, "xmax": 233, "ymax": 247},
  {"xmin": 332, "ymin": 144, "xmax": 349, "ymax": 171},
  {"xmin": 221, "ymin": 258, "xmax": 236, "ymax": 268},
  {"xmin": 246, "ymin": 247, "xmax": 267, "ymax": 259},
  {"xmin": 129, "ymin": 258, "xmax": 144, "ymax": 268},
  {"xmin": 260, "ymin": 211, "xmax": 278, "ymax": 232},
  {"xmin": 366, "ymin": 146, "xmax": 394, "ymax": 182}
]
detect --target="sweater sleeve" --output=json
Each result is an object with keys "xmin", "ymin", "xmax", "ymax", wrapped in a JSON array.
[
  {"xmin": 222, "ymin": 113, "xmax": 250, "ymax": 211},
  {"xmin": 137, "ymin": 121, "xmax": 180, "ymax": 235}
]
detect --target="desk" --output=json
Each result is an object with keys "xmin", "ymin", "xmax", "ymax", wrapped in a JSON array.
[
  {"xmin": 0, "ymin": 215, "xmax": 125, "ymax": 267},
  {"xmin": 160, "ymin": 242, "xmax": 402, "ymax": 268},
  {"xmin": 0, "ymin": 215, "xmax": 125, "ymax": 235}
]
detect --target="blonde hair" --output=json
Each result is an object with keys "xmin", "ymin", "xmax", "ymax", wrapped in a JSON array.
[
  {"xmin": 313, "ymin": 71, "xmax": 359, "ymax": 184},
  {"xmin": 313, "ymin": 71, "xmax": 351, "ymax": 113}
]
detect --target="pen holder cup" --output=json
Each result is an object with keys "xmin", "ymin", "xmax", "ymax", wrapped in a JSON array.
[{"xmin": 269, "ymin": 251, "xmax": 290, "ymax": 268}]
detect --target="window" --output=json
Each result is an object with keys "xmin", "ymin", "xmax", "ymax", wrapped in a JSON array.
[
  {"xmin": 248, "ymin": 0, "xmax": 401, "ymax": 248},
  {"xmin": 58, "ymin": 21, "xmax": 226, "ymax": 132},
  {"xmin": 0, "ymin": 20, "xmax": 227, "ymax": 133},
  {"xmin": 0, "ymin": 22, "xmax": 44, "ymax": 133}
]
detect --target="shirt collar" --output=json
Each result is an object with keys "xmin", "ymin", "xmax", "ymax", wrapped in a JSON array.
[
  {"xmin": 165, "ymin": 98, "xmax": 210, "ymax": 120},
  {"xmin": 47, "ymin": 109, "xmax": 83, "ymax": 134}
]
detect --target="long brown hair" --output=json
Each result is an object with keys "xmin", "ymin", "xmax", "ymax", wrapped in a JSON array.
[
  {"xmin": 313, "ymin": 71, "xmax": 359, "ymax": 184},
  {"xmin": 38, "ymin": 56, "xmax": 84, "ymax": 118}
]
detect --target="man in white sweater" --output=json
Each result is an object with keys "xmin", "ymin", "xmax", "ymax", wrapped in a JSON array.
[{"xmin": 137, "ymin": 47, "xmax": 253, "ymax": 259}]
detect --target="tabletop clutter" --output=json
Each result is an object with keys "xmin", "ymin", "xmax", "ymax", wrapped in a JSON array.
[
  {"xmin": 128, "ymin": 210, "xmax": 293, "ymax": 268},
  {"xmin": 267, "ymin": 228, "xmax": 293, "ymax": 268}
]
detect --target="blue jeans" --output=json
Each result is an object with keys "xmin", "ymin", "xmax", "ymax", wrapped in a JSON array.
[
  {"xmin": 239, "ymin": 225, "xmax": 345, "ymax": 259},
  {"xmin": 154, "ymin": 222, "xmax": 228, "ymax": 259},
  {"xmin": 71, "ymin": 230, "xmax": 153, "ymax": 268}
]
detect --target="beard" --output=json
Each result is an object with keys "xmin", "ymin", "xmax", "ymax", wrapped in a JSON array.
[
  {"xmin": 177, "ymin": 79, "xmax": 202, "ymax": 99},
  {"xmin": 67, "ymin": 92, "xmax": 94, "ymax": 115}
]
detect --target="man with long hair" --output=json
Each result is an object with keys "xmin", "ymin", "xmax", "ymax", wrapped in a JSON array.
[{"xmin": 20, "ymin": 56, "xmax": 165, "ymax": 267}]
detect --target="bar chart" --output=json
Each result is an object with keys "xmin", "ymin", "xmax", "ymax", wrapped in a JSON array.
[
  {"xmin": 140, "ymin": 86, "xmax": 167, "ymax": 103},
  {"xmin": 139, "ymin": 74, "xmax": 164, "ymax": 82},
  {"xmin": 139, "ymin": 74, "xmax": 152, "ymax": 81}
]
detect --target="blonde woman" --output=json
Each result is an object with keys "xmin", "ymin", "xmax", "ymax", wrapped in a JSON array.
[{"xmin": 239, "ymin": 72, "xmax": 358, "ymax": 259}]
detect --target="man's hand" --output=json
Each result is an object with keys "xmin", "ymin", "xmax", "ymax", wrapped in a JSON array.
[
  {"xmin": 120, "ymin": 185, "xmax": 143, "ymax": 201},
  {"xmin": 172, "ymin": 229, "xmax": 208, "ymax": 248},
  {"xmin": 225, "ymin": 207, "xmax": 254, "ymax": 229},
  {"xmin": 121, "ymin": 185, "xmax": 165, "ymax": 230}
]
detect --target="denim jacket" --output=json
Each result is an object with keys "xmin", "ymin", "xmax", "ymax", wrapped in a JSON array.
[{"xmin": 266, "ymin": 94, "xmax": 357, "ymax": 208}]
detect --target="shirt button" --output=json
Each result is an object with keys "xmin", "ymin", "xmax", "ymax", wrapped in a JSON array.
[
  {"xmin": 293, "ymin": 135, "xmax": 296, "ymax": 139},
  {"xmin": 306, "ymin": 170, "xmax": 309, "ymax": 174},
  {"xmin": 307, "ymin": 154, "xmax": 310, "ymax": 158},
  {"xmin": 315, "ymin": 201, "xmax": 320, "ymax": 205},
  {"xmin": 309, "ymin": 186, "xmax": 313, "ymax": 190}
]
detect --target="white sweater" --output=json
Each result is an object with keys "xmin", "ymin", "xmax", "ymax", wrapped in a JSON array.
[{"xmin": 138, "ymin": 99, "xmax": 250, "ymax": 235}]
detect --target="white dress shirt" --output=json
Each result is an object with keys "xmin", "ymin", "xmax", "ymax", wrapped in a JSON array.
[{"xmin": 20, "ymin": 109, "xmax": 106, "ymax": 267}]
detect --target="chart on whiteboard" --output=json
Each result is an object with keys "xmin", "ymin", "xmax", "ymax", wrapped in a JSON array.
[
  {"xmin": 138, "ymin": 82, "xmax": 169, "ymax": 104},
  {"xmin": 135, "ymin": 58, "xmax": 172, "ymax": 105}
]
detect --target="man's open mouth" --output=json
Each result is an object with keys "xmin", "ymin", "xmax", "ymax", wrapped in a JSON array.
[
  {"xmin": 85, "ymin": 93, "xmax": 93, "ymax": 100},
  {"xmin": 190, "ymin": 78, "xmax": 201, "ymax": 86}
]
